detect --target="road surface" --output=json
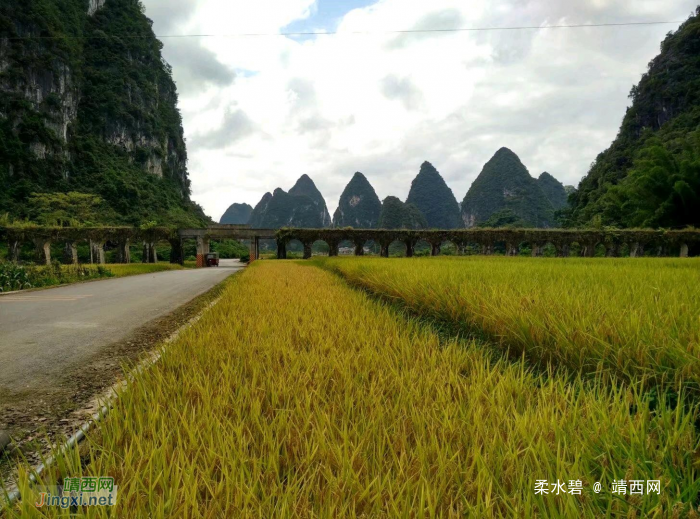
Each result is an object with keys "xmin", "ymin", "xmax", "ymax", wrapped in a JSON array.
[{"xmin": 0, "ymin": 261, "xmax": 242, "ymax": 394}]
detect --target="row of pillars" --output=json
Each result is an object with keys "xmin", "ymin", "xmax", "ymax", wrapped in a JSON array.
[
  {"xmin": 7, "ymin": 238, "xmax": 169, "ymax": 265},
  {"xmin": 274, "ymin": 240, "xmax": 692, "ymax": 260}
]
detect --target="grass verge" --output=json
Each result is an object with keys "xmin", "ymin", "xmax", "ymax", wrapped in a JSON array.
[{"xmin": 0, "ymin": 263, "xmax": 185, "ymax": 293}]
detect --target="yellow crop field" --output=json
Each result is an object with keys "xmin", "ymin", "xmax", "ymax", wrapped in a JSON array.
[
  {"xmin": 319, "ymin": 256, "xmax": 700, "ymax": 390},
  {"xmin": 5, "ymin": 261, "xmax": 699, "ymax": 517}
]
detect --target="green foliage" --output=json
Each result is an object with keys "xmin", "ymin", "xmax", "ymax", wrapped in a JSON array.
[
  {"xmin": 378, "ymin": 196, "xmax": 428, "ymax": 229},
  {"xmin": 406, "ymin": 161, "xmax": 461, "ymax": 228},
  {"xmin": 210, "ymin": 239, "xmax": 250, "ymax": 259},
  {"xmin": 461, "ymin": 148, "xmax": 555, "ymax": 228},
  {"xmin": 478, "ymin": 208, "xmax": 528, "ymax": 228},
  {"xmin": 0, "ymin": 262, "xmax": 33, "ymax": 291},
  {"xmin": 598, "ymin": 132, "xmax": 700, "ymax": 228},
  {"xmin": 26, "ymin": 191, "xmax": 104, "ymax": 226},
  {"xmin": 0, "ymin": 260, "xmax": 111, "ymax": 292},
  {"xmin": 332, "ymin": 172, "xmax": 382, "ymax": 228},
  {"xmin": 570, "ymin": 8, "xmax": 700, "ymax": 226}
]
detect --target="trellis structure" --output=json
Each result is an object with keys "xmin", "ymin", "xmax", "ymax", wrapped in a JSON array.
[{"xmin": 1, "ymin": 225, "xmax": 698, "ymax": 265}]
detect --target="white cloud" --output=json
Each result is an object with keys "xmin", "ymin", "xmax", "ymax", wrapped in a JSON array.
[{"xmin": 141, "ymin": 0, "xmax": 698, "ymax": 221}]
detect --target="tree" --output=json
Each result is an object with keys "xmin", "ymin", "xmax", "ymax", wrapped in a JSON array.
[{"xmin": 27, "ymin": 192, "xmax": 105, "ymax": 226}]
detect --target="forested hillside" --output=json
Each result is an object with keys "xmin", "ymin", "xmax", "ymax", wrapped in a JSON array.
[
  {"xmin": 461, "ymin": 148, "xmax": 555, "ymax": 228},
  {"xmin": 248, "ymin": 175, "xmax": 331, "ymax": 228},
  {"xmin": 0, "ymin": 0, "xmax": 206, "ymax": 226},
  {"xmin": 378, "ymin": 196, "xmax": 427, "ymax": 230},
  {"xmin": 406, "ymin": 162, "xmax": 461, "ymax": 229},
  {"xmin": 569, "ymin": 7, "xmax": 700, "ymax": 228},
  {"xmin": 333, "ymin": 172, "xmax": 382, "ymax": 228}
]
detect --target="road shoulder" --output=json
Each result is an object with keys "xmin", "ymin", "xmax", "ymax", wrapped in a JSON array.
[{"xmin": 0, "ymin": 273, "xmax": 235, "ymax": 482}]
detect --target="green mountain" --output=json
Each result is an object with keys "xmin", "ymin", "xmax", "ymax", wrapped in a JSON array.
[
  {"xmin": 378, "ymin": 196, "xmax": 428, "ymax": 229},
  {"xmin": 248, "ymin": 175, "xmax": 331, "ymax": 228},
  {"xmin": 0, "ymin": 0, "xmax": 205, "ymax": 226},
  {"xmin": 461, "ymin": 148, "xmax": 555, "ymax": 228},
  {"xmin": 220, "ymin": 203, "xmax": 252, "ymax": 225},
  {"xmin": 405, "ymin": 161, "xmax": 462, "ymax": 228},
  {"xmin": 288, "ymin": 174, "xmax": 331, "ymax": 227},
  {"xmin": 332, "ymin": 172, "xmax": 382, "ymax": 228},
  {"xmin": 569, "ymin": 8, "xmax": 700, "ymax": 228},
  {"xmin": 537, "ymin": 172, "xmax": 569, "ymax": 210}
]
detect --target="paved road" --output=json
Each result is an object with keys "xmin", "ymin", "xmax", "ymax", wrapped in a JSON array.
[{"xmin": 0, "ymin": 261, "xmax": 242, "ymax": 393}]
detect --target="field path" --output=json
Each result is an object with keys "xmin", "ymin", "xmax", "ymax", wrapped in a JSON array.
[{"xmin": 0, "ymin": 261, "xmax": 240, "ymax": 394}]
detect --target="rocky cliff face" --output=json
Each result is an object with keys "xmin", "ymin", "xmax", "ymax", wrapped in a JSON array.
[
  {"xmin": 220, "ymin": 203, "xmax": 252, "ymax": 225},
  {"xmin": 406, "ymin": 161, "xmax": 461, "ymax": 229},
  {"xmin": 378, "ymin": 196, "xmax": 428, "ymax": 229},
  {"xmin": 332, "ymin": 172, "xmax": 382, "ymax": 228},
  {"xmin": 248, "ymin": 175, "xmax": 331, "ymax": 228},
  {"xmin": 537, "ymin": 172, "xmax": 569, "ymax": 210},
  {"xmin": 0, "ymin": 0, "xmax": 201, "ymax": 226},
  {"xmin": 461, "ymin": 148, "xmax": 555, "ymax": 228}
]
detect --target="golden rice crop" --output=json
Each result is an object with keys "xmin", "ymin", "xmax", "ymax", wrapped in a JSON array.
[
  {"xmin": 4, "ymin": 262, "xmax": 700, "ymax": 517},
  {"xmin": 319, "ymin": 256, "xmax": 700, "ymax": 390}
]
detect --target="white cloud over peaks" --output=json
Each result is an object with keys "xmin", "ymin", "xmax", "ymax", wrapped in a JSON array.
[{"xmin": 141, "ymin": 0, "xmax": 698, "ymax": 222}]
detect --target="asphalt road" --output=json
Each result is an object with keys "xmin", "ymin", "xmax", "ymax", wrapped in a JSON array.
[{"xmin": 0, "ymin": 261, "xmax": 242, "ymax": 393}]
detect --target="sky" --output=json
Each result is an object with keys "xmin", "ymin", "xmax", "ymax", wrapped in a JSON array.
[{"xmin": 140, "ymin": 0, "xmax": 699, "ymax": 221}]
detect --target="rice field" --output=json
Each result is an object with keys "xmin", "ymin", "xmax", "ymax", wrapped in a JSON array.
[
  {"xmin": 319, "ymin": 256, "xmax": 700, "ymax": 391},
  {"xmin": 4, "ymin": 261, "xmax": 700, "ymax": 517}
]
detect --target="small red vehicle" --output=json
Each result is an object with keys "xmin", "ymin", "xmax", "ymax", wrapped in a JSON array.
[{"xmin": 205, "ymin": 252, "xmax": 219, "ymax": 267}]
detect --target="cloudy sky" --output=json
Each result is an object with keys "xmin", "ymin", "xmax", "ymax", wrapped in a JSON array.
[{"xmin": 141, "ymin": 0, "xmax": 697, "ymax": 221}]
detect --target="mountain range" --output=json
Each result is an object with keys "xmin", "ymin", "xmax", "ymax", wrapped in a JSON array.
[{"xmin": 226, "ymin": 151, "xmax": 569, "ymax": 229}]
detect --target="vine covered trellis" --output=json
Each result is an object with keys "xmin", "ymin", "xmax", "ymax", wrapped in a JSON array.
[{"xmin": 1, "ymin": 225, "xmax": 698, "ymax": 264}]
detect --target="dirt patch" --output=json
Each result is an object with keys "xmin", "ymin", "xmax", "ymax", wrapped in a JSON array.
[{"xmin": 0, "ymin": 276, "xmax": 231, "ymax": 482}]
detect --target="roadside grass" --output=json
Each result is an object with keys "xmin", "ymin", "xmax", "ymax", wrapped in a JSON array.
[
  {"xmin": 317, "ymin": 256, "xmax": 700, "ymax": 392},
  {"xmin": 4, "ymin": 262, "xmax": 699, "ymax": 517},
  {"xmin": 0, "ymin": 262, "xmax": 185, "ymax": 293}
]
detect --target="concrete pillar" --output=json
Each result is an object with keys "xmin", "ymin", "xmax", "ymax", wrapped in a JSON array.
[
  {"xmin": 33, "ymin": 238, "xmax": 51, "ymax": 265},
  {"xmin": 328, "ymin": 240, "xmax": 339, "ymax": 257},
  {"xmin": 195, "ymin": 237, "xmax": 209, "ymax": 267},
  {"xmin": 680, "ymin": 243, "xmax": 689, "ymax": 258},
  {"xmin": 630, "ymin": 242, "xmax": 640, "ymax": 258},
  {"xmin": 605, "ymin": 244, "xmax": 618, "ymax": 257},
  {"xmin": 276, "ymin": 240, "xmax": 287, "ymax": 260},
  {"xmin": 380, "ymin": 242, "xmax": 389, "ymax": 258},
  {"xmin": 531, "ymin": 244, "xmax": 542, "ymax": 257},
  {"xmin": 431, "ymin": 242, "xmax": 441, "ymax": 256},
  {"xmin": 583, "ymin": 243, "xmax": 596, "ymax": 258},
  {"xmin": 558, "ymin": 244, "xmax": 571, "ymax": 258},
  {"xmin": 64, "ymin": 241, "xmax": 79, "ymax": 264},
  {"xmin": 506, "ymin": 243, "xmax": 518, "ymax": 256},
  {"xmin": 303, "ymin": 242, "xmax": 313, "ymax": 260},
  {"xmin": 169, "ymin": 239, "xmax": 183, "ymax": 265},
  {"xmin": 8, "ymin": 240, "xmax": 20, "ymax": 263},
  {"xmin": 92, "ymin": 241, "xmax": 106, "ymax": 265},
  {"xmin": 248, "ymin": 238, "xmax": 258, "ymax": 262},
  {"xmin": 114, "ymin": 239, "xmax": 130, "ymax": 264},
  {"xmin": 405, "ymin": 239, "xmax": 415, "ymax": 258},
  {"xmin": 354, "ymin": 241, "xmax": 364, "ymax": 256}
]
